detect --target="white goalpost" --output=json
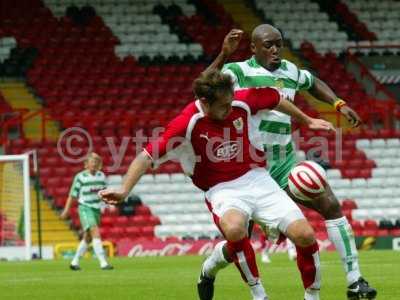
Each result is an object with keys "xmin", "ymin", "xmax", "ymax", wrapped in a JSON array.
[{"xmin": 0, "ymin": 154, "xmax": 32, "ymax": 260}]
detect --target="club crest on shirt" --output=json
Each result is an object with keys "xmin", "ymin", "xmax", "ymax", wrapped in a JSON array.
[{"xmin": 233, "ymin": 117, "xmax": 243, "ymax": 132}]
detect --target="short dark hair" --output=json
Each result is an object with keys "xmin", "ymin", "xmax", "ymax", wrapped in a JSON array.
[{"xmin": 193, "ymin": 70, "xmax": 233, "ymax": 105}]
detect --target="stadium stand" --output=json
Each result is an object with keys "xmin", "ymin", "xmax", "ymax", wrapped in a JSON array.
[
  {"xmin": 0, "ymin": 91, "xmax": 12, "ymax": 115},
  {"xmin": 316, "ymin": 0, "xmax": 377, "ymax": 42},
  {"xmin": 342, "ymin": 0, "xmax": 400, "ymax": 45},
  {"xmin": 351, "ymin": 138, "xmax": 400, "ymax": 230},
  {"xmin": 1, "ymin": 0, "xmax": 400, "ymax": 247},
  {"xmin": 45, "ymin": 0, "xmax": 203, "ymax": 60},
  {"xmin": 0, "ymin": 37, "xmax": 17, "ymax": 64},
  {"xmin": 299, "ymin": 43, "xmax": 395, "ymax": 126},
  {"xmin": 253, "ymin": 0, "xmax": 349, "ymax": 54}
]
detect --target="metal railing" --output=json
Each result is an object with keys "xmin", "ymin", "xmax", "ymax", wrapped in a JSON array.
[{"xmin": 1, "ymin": 108, "xmax": 53, "ymax": 152}]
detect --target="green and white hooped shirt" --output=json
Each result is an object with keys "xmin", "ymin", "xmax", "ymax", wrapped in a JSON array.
[
  {"xmin": 69, "ymin": 170, "xmax": 106, "ymax": 209},
  {"xmin": 222, "ymin": 56, "xmax": 315, "ymax": 160}
]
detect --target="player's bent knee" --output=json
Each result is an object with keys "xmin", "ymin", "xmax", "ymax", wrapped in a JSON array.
[
  {"xmin": 223, "ymin": 225, "xmax": 247, "ymax": 242},
  {"xmin": 220, "ymin": 219, "xmax": 247, "ymax": 242},
  {"xmin": 90, "ymin": 226, "xmax": 100, "ymax": 238},
  {"xmin": 286, "ymin": 219, "xmax": 316, "ymax": 247},
  {"xmin": 220, "ymin": 209, "xmax": 248, "ymax": 242},
  {"xmin": 220, "ymin": 216, "xmax": 247, "ymax": 241},
  {"xmin": 298, "ymin": 226, "xmax": 316, "ymax": 247}
]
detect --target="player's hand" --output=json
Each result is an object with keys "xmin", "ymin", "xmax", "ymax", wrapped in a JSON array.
[
  {"xmin": 60, "ymin": 210, "xmax": 69, "ymax": 220},
  {"xmin": 98, "ymin": 188, "xmax": 128, "ymax": 205},
  {"xmin": 221, "ymin": 29, "xmax": 244, "ymax": 57},
  {"xmin": 339, "ymin": 105, "xmax": 362, "ymax": 127},
  {"xmin": 307, "ymin": 118, "xmax": 336, "ymax": 132}
]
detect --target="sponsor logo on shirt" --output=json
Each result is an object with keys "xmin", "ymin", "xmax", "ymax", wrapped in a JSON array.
[{"xmin": 213, "ymin": 141, "xmax": 240, "ymax": 160}]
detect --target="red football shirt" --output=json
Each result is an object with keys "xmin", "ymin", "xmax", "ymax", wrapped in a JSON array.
[{"xmin": 145, "ymin": 87, "xmax": 280, "ymax": 191}]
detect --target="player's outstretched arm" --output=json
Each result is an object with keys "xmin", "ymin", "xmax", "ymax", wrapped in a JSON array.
[
  {"xmin": 203, "ymin": 29, "xmax": 243, "ymax": 74},
  {"xmin": 98, "ymin": 152, "xmax": 152, "ymax": 205},
  {"xmin": 310, "ymin": 77, "xmax": 362, "ymax": 127},
  {"xmin": 276, "ymin": 98, "xmax": 336, "ymax": 132},
  {"xmin": 60, "ymin": 196, "xmax": 75, "ymax": 219}
]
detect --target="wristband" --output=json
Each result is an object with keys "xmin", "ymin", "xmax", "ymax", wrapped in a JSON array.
[{"xmin": 334, "ymin": 99, "xmax": 347, "ymax": 112}]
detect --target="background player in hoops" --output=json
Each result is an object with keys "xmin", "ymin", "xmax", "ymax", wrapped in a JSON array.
[
  {"xmin": 61, "ymin": 152, "xmax": 113, "ymax": 271},
  {"xmin": 99, "ymin": 71, "xmax": 335, "ymax": 300},
  {"xmin": 199, "ymin": 26, "xmax": 376, "ymax": 300}
]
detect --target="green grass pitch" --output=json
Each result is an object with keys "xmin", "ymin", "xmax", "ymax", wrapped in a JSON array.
[{"xmin": 0, "ymin": 250, "xmax": 398, "ymax": 300}]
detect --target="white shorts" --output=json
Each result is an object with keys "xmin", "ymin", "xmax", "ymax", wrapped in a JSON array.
[{"xmin": 205, "ymin": 168, "xmax": 305, "ymax": 237}]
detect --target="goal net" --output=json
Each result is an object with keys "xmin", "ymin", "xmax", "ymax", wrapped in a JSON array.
[{"xmin": 0, "ymin": 154, "xmax": 31, "ymax": 260}]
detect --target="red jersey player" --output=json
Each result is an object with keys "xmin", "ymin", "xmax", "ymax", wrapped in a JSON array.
[{"xmin": 99, "ymin": 70, "xmax": 334, "ymax": 300}]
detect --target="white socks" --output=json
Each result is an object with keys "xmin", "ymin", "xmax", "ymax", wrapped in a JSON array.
[
  {"xmin": 304, "ymin": 288, "xmax": 320, "ymax": 300},
  {"xmin": 250, "ymin": 280, "xmax": 269, "ymax": 300},
  {"xmin": 261, "ymin": 247, "xmax": 271, "ymax": 263},
  {"xmin": 202, "ymin": 240, "xmax": 229, "ymax": 278},
  {"xmin": 325, "ymin": 216, "xmax": 361, "ymax": 285},
  {"xmin": 286, "ymin": 239, "xmax": 297, "ymax": 261},
  {"xmin": 203, "ymin": 241, "xmax": 268, "ymax": 300},
  {"xmin": 71, "ymin": 240, "xmax": 88, "ymax": 266},
  {"xmin": 92, "ymin": 238, "xmax": 108, "ymax": 268}
]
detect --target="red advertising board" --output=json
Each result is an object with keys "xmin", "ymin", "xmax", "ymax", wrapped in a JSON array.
[{"xmin": 117, "ymin": 237, "xmax": 335, "ymax": 257}]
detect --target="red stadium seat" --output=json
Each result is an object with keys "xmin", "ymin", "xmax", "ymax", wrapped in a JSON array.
[
  {"xmin": 101, "ymin": 216, "xmax": 113, "ymax": 227},
  {"xmin": 359, "ymin": 169, "xmax": 372, "ymax": 178},
  {"xmin": 53, "ymin": 167, "xmax": 69, "ymax": 177},
  {"xmin": 306, "ymin": 210, "xmax": 322, "ymax": 222},
  {"xmin": 39, "ymin": 167, "xmax": 54, "ymax": 179},
  {"xmin": 115, "ymin": 216, "xmax": 129, "ymax": 227},
  {"xmin": 46, "ymin": 177, "xmax": 62, "ymax": 187},
  {"xmin": 342, "ymin": 199, "xmax": 357, "ymax": 210},
  {"xmin": 361, "ymin": 229, "xmax": 378, "ymax": 237},
  {"xmin": 141, "ymin": 226, "xmax": 154, "ymax": 238},
  {"xmin": 364, "ymin": 220, "xmax": 378, "ymax": 230},
  {"xmin": 147, "ymin": 216, "xmax": 161, "ymax": 226},
  {"xmin": 342, "ymin": 209, "xmax": 353, "ymax": 221},
  {"xmin": 100, "ymin": 227, "xmax": 112, "ymax": 239},
  {"xmin": 130, "ymin": 215, "xmax": 147, "ymax": 227},
  {"xmin": 342, "ymin": 169, "xmax": 359, "ymax": 179},
  {"xmin": 351, "ymin": 220, "xmax": 363, "ymax": 231},
  {"xmin": 109, "ymin": 227, "xmax": 125, "ymax": 239},
  {"xmin": 364, "ymin": 160, "xmax": 376, "ymax": 168},
  {"xmin": 348, "ymin": 160, "xmax": 364, "ymax": 169},
  {"xmin": 72, "ymin": 216, "xmax": 81, "ymax": 229},
  {"xmin": 104, "ymin": 207, "xmax": 119, "ymax": 217},
  {"xmin": 135, "ymin": 205, "xmax": 151, "ymax": 216},
  {"xmin": 312, "ymin": 220, "xmax": 326, "ymax": 233},
  {"xmin": 126, "ymin": 226, "xmax": 141, "ymax": 238}
]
